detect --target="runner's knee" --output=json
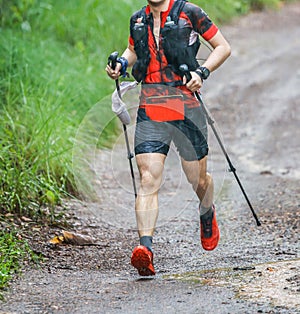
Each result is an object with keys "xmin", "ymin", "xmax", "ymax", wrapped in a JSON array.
[
  {"xmin": 139, "ymin": 170, "xmax": 161, "ymax": 194},
  {"xmin": 139, "ymin": 164, "xmax": 163, "ymax": 194},
  {"xmin": 197, "ymin": 173, "xmax": 212, "ymax": 192}
]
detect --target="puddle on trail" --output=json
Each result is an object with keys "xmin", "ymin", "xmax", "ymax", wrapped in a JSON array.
[{"xmin": 164, "ymin": 259, "xmax": 300, "ymax": 309}]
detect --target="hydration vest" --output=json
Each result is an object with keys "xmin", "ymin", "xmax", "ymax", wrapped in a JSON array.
[{"xmin": 131, "ymin": 0, "xmax": 200, "ymax": 83}]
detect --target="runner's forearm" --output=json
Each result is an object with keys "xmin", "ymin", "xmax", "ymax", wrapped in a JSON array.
[
  {"xmin": 202, "ymin": 30, "xmax": 231, "ymax": 72},
  {"xmin": 121, "ymin": 45, "xmax": 137, "ymax": 68}
]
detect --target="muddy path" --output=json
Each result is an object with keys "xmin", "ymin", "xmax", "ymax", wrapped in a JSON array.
[{"xmin": 1, "ymin": 3, "xmax": 300, "ymax": 314}]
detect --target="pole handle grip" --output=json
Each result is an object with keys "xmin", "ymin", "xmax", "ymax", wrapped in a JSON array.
[
  {"xmin": 108, "ymin": 51, "xmax": 119, "ymax": 70},
  {"xmin": 179, "ymin": 64, "xmax": 192, "ymax": 83}
]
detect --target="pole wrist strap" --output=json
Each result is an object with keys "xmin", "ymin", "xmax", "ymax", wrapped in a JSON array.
[{"xmin": 117, "ymin": 57, "xmax": 128, "ymax": 77}]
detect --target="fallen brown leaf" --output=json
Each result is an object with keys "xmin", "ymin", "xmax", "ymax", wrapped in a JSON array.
[
  {"xmin": 49, "ymin": 235, "xmax": 64, "ymax": 245},
  {"xmin": 49, "ymin": 231, "xmax": 96, "ymax": 246},
  {"xmin": 62, "ymin": 231, "xmax": 95, "ymax": 245}
]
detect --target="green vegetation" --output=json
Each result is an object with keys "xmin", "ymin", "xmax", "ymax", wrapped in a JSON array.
[
  {"xmin": 0, "ymin": 229, "xmax": 40, "ymax": 298},
  {"xmin": 196, "ymin": 0, "xmax": 279, "ymax": 22},
  {"xmin": 0, "ymin": 0, "xmax": 297, "ymax": 293}
]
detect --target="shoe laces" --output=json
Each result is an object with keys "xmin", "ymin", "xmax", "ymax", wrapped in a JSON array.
[{"xmin": 201, "ymin": 209, "xmax": 213, "ymax": 238}]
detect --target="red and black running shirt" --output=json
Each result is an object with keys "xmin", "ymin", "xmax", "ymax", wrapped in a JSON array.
[{"xmin": 129, "ymin": 0, "xmax": 218, "ymax": 87}]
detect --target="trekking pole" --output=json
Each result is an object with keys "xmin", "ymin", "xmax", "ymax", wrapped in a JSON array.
[
  {"xmin": 108, "ymin": 52, "xmax": 137, "ymax": 199},
  {"xmin": 179, "ymin": 64, "xmax": 261, "ymax": 226}
]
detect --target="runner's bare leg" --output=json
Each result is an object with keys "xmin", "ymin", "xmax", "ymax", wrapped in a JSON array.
[
  {"xmin": 135, "ymin": 153, "xmax": 166, "ymax": 237},
  {"xmin": 181, "ymin": 156, "xmax": 214, "ymax": 209}
]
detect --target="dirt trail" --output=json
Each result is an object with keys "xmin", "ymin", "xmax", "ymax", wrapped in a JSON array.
[{"xmin": 1, "ymin": 3, "xmax": 300, "ymax": 314}]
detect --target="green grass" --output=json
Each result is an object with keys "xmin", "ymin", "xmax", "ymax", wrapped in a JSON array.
[
  {"xmin": 0, "ymin": 0, "xmax": 152, "ymax": 217},
  {"xmin": 0, "ymin": 229, "xmax": 40, "ymax": 299}
]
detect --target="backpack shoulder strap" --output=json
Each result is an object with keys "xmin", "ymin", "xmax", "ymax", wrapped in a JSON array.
[
  {"xmin": 140, "ymin": 5, "xmax": 147, "ymax": 22},
  {"xmin": 169, "ymin": 0, "xmax": 187, "ymax": 24},
  {"xmin": 131, "ymin": 5, "xmax": 147, "ymax": 24}
]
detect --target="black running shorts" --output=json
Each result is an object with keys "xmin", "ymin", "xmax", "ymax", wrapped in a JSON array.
[{"xmin": 134, "ymin": 106, "xmax": 208, "ymax": 161}]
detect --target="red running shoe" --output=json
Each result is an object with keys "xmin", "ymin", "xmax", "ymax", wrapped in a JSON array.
[
  {"xmin": 131, "ymin": 245, "xmax": 155, "ymax": 276},
  {"xmin": 200, "ymin": 204, "xmax": 220, "ymax": 251}
]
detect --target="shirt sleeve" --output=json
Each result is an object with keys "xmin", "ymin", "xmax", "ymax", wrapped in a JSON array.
[
  {"xmin": 184, "ymin": 3, "xmax": 218, "ymax": 41},
  {"xmin": 129, "ymin": 10, "xmax": 141, "ymax": 47},
  {"xmin": 129, "ymin": 35, "xmax": 134, "ymax": 46}
]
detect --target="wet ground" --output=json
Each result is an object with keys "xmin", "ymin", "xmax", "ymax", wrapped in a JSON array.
[{"xmin": 1, "ymin": 3, "xmax": 300, "ymax": 314}]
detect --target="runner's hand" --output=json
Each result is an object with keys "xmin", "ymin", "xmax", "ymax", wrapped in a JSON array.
[
  {"xmin": 184, "ymin": 71, "xmax": 203, "ymax": 92},
  {"xmin": 105, "ymin": 63, "xmax": 122, "ymax": 80}
]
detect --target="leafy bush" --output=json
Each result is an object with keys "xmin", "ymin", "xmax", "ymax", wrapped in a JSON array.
[{"xmin": 0, "ymin": 0, "xmax": 38, "ymax": 27}]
